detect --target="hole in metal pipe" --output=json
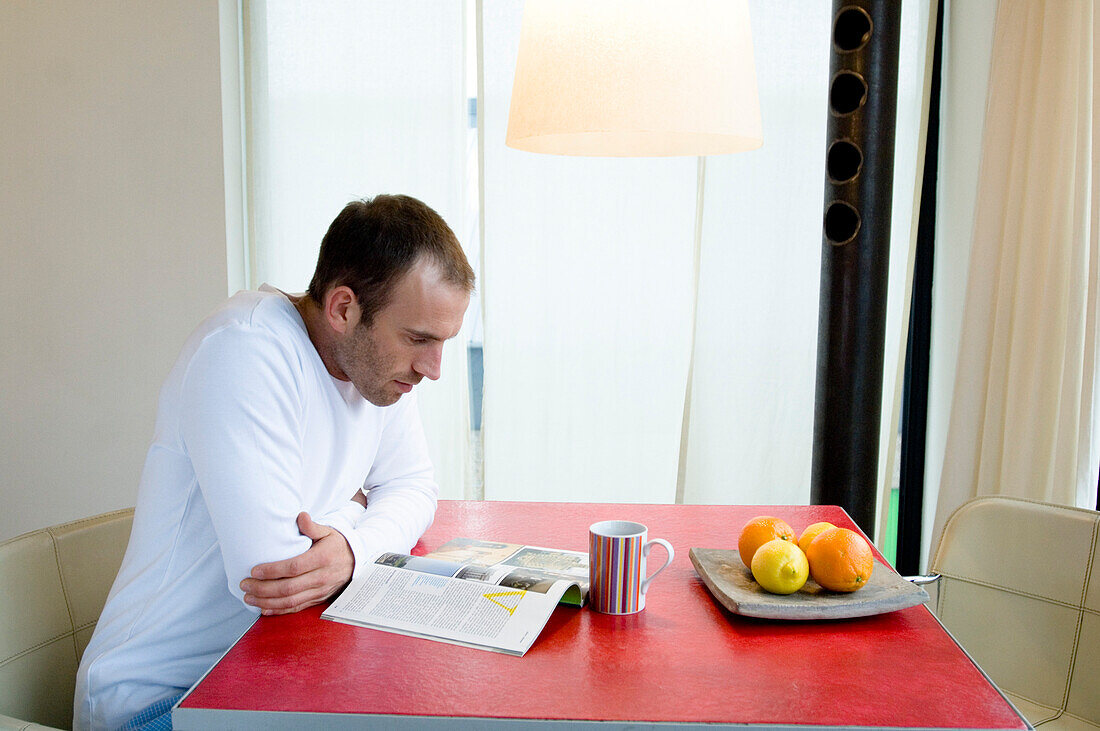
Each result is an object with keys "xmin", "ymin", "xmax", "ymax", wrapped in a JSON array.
[
  {"xmin": 830, "ymin": 72, "xmax": 868, "ymax": 116},
  {"xmin": 834, "ymin": 6, "xmax": 872, "ymax": 52},
  {"xmin": 825, "ymin": 201, "xmax": 861, "ymax": 245},
  {"xmin": 827, "ymin": 139, "xmax": 863, "ymax": 183}
]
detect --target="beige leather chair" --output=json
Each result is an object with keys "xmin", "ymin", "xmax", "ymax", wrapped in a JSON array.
[
  {"xmin": 0, "ymin": 509, "xmax": 133, "ymax": 731},
  {"xmin": 930, "ymin": 495, "xmax": 1099, "ymax": 729}
]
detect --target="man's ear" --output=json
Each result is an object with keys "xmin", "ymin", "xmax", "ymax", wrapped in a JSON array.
[{"xmin": 323, "ymin": 286, "xmax": 360, "ymax": 335}]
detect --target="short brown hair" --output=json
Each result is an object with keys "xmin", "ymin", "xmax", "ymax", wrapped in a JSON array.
[{"xmin": 307, "ymin": 195, "xmax": 475, "ymax": 326}]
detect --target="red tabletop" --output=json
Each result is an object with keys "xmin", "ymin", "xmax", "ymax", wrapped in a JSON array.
[{"xmin": 175, "ymin": 501, "xmax": 1029, "ymax": 730}]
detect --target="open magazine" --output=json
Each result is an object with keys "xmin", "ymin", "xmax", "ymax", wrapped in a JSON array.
[{"xmin": 321, "ymin": 538, "xmax": 589, "ymax": 656}]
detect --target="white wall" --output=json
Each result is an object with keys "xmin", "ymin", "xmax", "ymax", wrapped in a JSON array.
[{"xmin": 1, "ymin": 2, "xmax": 230, "ymax": 540}]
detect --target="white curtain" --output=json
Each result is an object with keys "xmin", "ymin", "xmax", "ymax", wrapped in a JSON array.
[
  {"xmin": 924, "ymin": 0, "xmax": 998, "ymax": 567},
  {"xmin": 245, "ymin": 1, "xmax": 474, "ymax": 498},
  {"xmin": 677, "ymin": 0, "xmax": 829, "ymax": 506},
  {"xmin": 931, "ymin": 0, "xmax": 1100, "ymax": 550},
  {"xmin": 481, "ymin": 1, "xmax": 697, "ymax": 504}
]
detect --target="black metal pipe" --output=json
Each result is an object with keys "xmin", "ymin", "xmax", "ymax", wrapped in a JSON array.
[{"xmin": 811, "ymin": 0, "xmax": 902, "ymax": 538}]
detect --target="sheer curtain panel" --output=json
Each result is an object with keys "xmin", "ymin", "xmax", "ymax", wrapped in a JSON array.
[
  {"xmin": 931, "ymin": 0, "xmax": 1100, "ymax": 549},
  {"xmin": 245, "ymin": 1, "xmax": 473, "ymax": 497},
  {"xmin": 481, "ymin": 1, "xmax": 697, "ymax": 504},
  {"xmin": 924, "ymin": 0, "xmax": 998, "ymax": 567},
  {"xmin": 677, "ymin": 1, "xmax": 829, "ymax": 506}
]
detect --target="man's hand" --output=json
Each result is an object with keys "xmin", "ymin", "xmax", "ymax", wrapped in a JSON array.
[{"xmin": 240, "ymin": 512, "xmax": 354, "ymax": 616}]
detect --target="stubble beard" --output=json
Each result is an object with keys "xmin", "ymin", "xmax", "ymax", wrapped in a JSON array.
[{"xmin": 335, "ymin": 325, "xmax": 400, "ymax": 407}]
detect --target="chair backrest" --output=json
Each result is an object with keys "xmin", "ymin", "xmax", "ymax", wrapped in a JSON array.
[
  {"xmin": 931, "ymin": 495, "xmax": 1099, "ymax": 728},
  {"xmin": 0, "ymin": 509, "xmax": 133, "ymax": 730}
]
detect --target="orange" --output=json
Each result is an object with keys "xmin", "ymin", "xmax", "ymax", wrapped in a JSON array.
[
  {"xmin": 797, "ymin": 521, "xmax": 836, "ymax": 553},
  {"xmin": 805, "ymin": 527, "xmax": 874, "ymax": 592},
  {"xmin": 737, "ymin": 516, "xmax": 796, "ymax": 568}
]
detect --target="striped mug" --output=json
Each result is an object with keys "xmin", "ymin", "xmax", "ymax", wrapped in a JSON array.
[{"xmin": 588, "ymin": 520, "xmax": 674, "ymax": 615}]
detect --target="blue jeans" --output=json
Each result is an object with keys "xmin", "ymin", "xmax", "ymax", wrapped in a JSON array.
[{"xmin": 118, "ymin": 692, "xmax": 183, "ymax": 731}]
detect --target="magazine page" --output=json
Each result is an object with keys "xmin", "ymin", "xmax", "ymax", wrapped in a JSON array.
[
  {"xmin": 367, "ymin": 548, "xmax": 585, "ymax": 605},
  {"xmin": 321, "ymin": 561, "xmax": 578, "ymax": 655},
  {"xmin": 424, "ymin": 538, "xmax": 589, "ymax": 605}
]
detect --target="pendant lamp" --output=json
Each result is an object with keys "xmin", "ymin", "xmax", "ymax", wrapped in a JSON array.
[{"xmin": 505, "ymin": 0, "xmax": 763, "ymax": 157}]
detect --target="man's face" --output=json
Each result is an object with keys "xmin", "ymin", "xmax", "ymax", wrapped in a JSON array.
[{"xmin": 333, "ymin": 259, "xmax": 469, "ymax": 407}]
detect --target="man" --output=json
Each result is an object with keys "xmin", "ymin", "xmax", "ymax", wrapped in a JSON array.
[{"xmin": 74, "ymin": 195, "xmax": 474, "ymax": 730}]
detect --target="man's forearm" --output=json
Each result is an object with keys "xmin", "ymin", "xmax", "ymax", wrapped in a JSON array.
[{"xmin": 241, "ymin": 512, "xmax": 355, "ymax": 615}]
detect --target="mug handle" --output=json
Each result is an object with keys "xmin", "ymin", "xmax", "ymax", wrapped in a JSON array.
[{"xmin": 640, "ymin": 538, "xmax": 674, "ymax": 595}]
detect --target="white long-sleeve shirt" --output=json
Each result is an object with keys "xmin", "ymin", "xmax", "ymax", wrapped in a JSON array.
[{"xmin": 74, "ymin": 286, "xmax": 438, "ymax": 730}]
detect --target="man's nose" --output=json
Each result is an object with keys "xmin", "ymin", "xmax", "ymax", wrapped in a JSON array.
[{"xmin": 413, "ymin": 343, "xmax": 444, "ymax": 381}]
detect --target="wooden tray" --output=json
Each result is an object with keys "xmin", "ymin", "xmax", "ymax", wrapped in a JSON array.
[{"xmin": 689, "ymin": 547, "xmax": 929, "ymax": 620}]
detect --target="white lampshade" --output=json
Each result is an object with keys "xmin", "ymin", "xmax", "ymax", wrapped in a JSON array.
[{"xmin": 505, "ymin": 0, "xmax": 763, "ymax": 157}]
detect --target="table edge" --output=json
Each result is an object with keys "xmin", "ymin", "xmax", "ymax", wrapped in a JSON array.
[{"xmin": 172, "ymin": 706, "xmax": 1031, "ymax": 731}]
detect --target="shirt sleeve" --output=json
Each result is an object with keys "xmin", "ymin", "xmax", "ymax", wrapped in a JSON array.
[
  {"xmin": 338, "ymin": 391, "xmax": 439, "ymax": 575},
  {"xmin": 178, "ymin": 326, "xmax": 315, "ymax": 606}
]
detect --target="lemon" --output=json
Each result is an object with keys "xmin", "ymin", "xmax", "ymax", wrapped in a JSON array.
[{"xmin": 751, "ymin": 538, "xmax": 809, "ymax": 594}]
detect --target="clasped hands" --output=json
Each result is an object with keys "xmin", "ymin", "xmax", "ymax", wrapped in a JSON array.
[{"xmin": 240, "ymin": 490, "xmax": 367, "ymax": 615}]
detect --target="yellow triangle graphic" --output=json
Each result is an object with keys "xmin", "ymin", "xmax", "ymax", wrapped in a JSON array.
[{"xmin": 482, "ymin": 590, "xmax": 525, "ymax": 615}]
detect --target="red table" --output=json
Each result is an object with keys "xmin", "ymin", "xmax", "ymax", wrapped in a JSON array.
[{"xmin": 174, "ymin": 501, "xmax": 1030, "ymax": 730}]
